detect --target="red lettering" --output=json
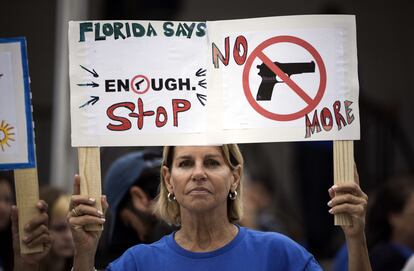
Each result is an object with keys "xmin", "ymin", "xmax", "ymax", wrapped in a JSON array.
[
  {"xmin": 344, "ymin": 100, "xmax": 355, "ymax": 124},
  {"xmin": 106, "ymin": 99, "xmax": 192, "ymax": 130},
  {"xmin": 333, "ymin": 100, "xmax": 347, "ymax": 130},
  {"xmin": 304, "ymin": 100, "xmax": 357, "ymax": 138},
  {"xmin": 212, "ymin": 37, "xmax": 230, "ymax": 68},
  {"xmin": 106, "ymin": 102, "xmax": 135, "ymax": 131},
  {"xmin": 156, "ymin": 106, "xmax": 168, "ymax": 127},
  {"xmin": 233, "ymin": 35, "xmax": 248, "ymax": 65},
  {"xmin": 128, "ymin": 98, "xmax": 155, "ymax": 130},
  {"xmin": 305, "ymin": 110, "xmax": 322, "ymax": 138},
  {"xmin": 172, "ymin": 99, "xmax": 191, "ymax": 127},
  {"xmin": 320, "ymin": 108, "xmax": 333, "ymax": 131}
]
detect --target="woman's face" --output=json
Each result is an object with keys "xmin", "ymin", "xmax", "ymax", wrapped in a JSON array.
[
  {"xmin": 50, "ymin": 216, "xmax": 74, "ymax": 258},
  {"xmin": 163, "ymin": 146, "xmax": 240, "ymax": 214},
  {"xmin": 0, "ymin": 180, "xmax": 12, "ymax": 230}
]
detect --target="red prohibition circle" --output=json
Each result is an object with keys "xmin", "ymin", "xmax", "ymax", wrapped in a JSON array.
[
  {"xmin": 242, "ymin": 35, "xmax": 327, "ymax": 121},
  {"xmin": 130, "ymin": 75, "xmax": 150, "ymax": 95}
]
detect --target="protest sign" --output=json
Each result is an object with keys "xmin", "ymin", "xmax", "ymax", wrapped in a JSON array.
[
  {"xmin": 69, "ymin": 15, "xmax": 359, "ymax": 146},
  {"xmin": 0, "ymin": 37, "xmax": 36, "ymax": 169},
  {"xmin": 69, "ymin": 21, "xmax": 208, "ymax": 146},
  {"xmin": 207, "ymin": 15, "xmax": 359, "ymax": 144},
  {"xmin": 0, "ymin": 37, "xmax": 42, "ymax": 253}
]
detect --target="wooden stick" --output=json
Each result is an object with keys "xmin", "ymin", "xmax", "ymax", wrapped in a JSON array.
[
  {"xmin": 333, "ymin": 140, "xmax": 354, "ymax": 226},
  {"xmin": 77, "ymin": 147, "xmax": 103, "ymax": 231},
  {"xmin": 13, "ymin": 168, "xmax": 43, "ymax": 254}
]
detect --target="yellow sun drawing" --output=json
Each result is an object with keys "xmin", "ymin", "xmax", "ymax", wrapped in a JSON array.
[{"xmin": 0, "ymin": 120, "xmax": 15, "ymax": 151}]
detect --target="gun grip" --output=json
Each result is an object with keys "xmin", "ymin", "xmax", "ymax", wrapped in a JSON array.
[{"xmin": 256, "ymin": 81, "xmax": 276, "ymax": 101}]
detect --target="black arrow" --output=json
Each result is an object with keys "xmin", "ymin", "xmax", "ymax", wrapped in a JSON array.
[
  {"xmin": 198, "ymin": 79, "xmax": 206, "ymax": 89},
  {"xmin": 77, "ymin": 82, "xmax": 99, "ymax": 88},
  {"xmin": 79, "ymin": 96, "xmax": 99, "ymax": 108},
  {"xmin": 80, "ymin": 65, "xmax": 99, "ymax": 77},
  {"xmin": 196, "ymin": 68, "xmax": 206, "ymax": 77},
  {"xmin": 196, "ymin": 93, "xmax": 207, "ymax": 106}
]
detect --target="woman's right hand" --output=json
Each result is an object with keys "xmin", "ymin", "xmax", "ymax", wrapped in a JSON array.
[{"xmin": 67, "ymin": 175, "xmax": 108, "ymax": 269}]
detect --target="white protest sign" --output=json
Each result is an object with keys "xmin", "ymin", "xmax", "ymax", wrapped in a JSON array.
[
  {"xmin": 207, "ymin": 15, "xmax": 359, "ymax": 144},
  {"xmin": 69, "ymin": 21, "xmax": 208, "ymax": 146},
  {"xmin": 0, "ymin": 37, "xmax": 36, "ymax": 169},
  {"xmin": 69, "ymin": 16, "xmax": 359, "ymax": 146}
]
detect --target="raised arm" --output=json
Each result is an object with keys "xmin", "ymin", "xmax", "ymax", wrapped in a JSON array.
[
  {"xmin": 67, "ymin": 175, "xmax": 108, "ymax": 271},
  {"xmin": 328, "ymin": 167, "xmax": 372, "ymax": 271}
]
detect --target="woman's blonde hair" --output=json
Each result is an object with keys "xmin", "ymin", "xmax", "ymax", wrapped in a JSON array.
[{"xmin": 154, "ymin": 144, "xmax": 244, "ymax": 225}]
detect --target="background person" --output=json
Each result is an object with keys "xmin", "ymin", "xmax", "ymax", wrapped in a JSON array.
[
  {"xmin": 39, "ymin": 186, "xmax": 74, "ymax": 271},
  {"xmin": 68, "ymin": 145, "xmax": 371, "ymax": 271},
  {"xmin": 365, "ymin": 175, "xmax": 414, "ymax": 271},
  {"xmin": 240, "ymin": 172, "xmax": 285, "ymax": 233},
  {"xmin": 95, "ymin": 149, "xmax": 176, "ymax": 268}
]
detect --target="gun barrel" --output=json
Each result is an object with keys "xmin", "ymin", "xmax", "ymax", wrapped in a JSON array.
[
  {"xmin": 276, "ymin": 61, "xmax": 315, "ymax": 76},
  {"xmin": 257, "ymin": 61, "xmax": 316, "ymax": 77}
]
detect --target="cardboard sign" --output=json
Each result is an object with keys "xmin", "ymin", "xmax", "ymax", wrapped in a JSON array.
[
  {"xmin": 69, "ymin": 16, "xmax": 359, "ymax": 146},
  {"xmin": 69, "ymin": 21, "xmax": 209, "ymax": 146},
  {"xmin": 0, "ymin": 37, "xmax": 36, "ymax": 169},
  {"xmin": 207, "ymin": 15, "xmax": 359, "ymax": 144}
]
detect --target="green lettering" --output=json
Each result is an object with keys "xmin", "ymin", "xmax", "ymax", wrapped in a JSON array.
[
  {"xmin": 147, "ymin": 23, "xmax": 157, "ymax": 36},
  {"xmin": 79, "ymin": 22, "xmax": 93, "ymax": 42},
  {"xmin": 163, "ymin": 22, "xmax": 174, "ymax": 37},
  {"xmin": 125, "ymin": 23, "xmax": 131, "ymax": 37},
  {"xmin": 196, "ymin": 23, "xmax": 206, "ymax": 37},
  {"xmin": 175, "ymin": 23, "xmax": 187, "ymax": 37},
  {"xmin": 102, "ymin": 23, "xmax": 114, "ymax": 37},
  {"xmin": 94, "ymin": 23, "xmax": 106, "ymax": 41},
  {"xmin": 132, "ymin": 23, "xmax": 145, "ymax": 37},
  {"xmin": 113, "ymin": 22, "xmax": 126, "ymax": 40},
  {"xmin": 183, "ymin": 23, "xmax": 195, "ymax": 39}
]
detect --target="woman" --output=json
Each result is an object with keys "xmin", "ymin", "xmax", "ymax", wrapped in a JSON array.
[
  {"xmin": 68, "ymin": 145, "xmax": 371, "ymax": 270},
  {"xmin": 39, "ymin": 186, "xmax": 74, "ymax": 271}
]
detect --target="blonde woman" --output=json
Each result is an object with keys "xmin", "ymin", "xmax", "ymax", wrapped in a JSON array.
[{"xmin": 68, "ymin": 145, "xmax": 371, "ymax": 271}]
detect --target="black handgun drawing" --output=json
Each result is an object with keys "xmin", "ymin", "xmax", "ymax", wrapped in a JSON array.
[{"xmin": 256, "ymin": 61, "xmax": 315, "ymax": 101}]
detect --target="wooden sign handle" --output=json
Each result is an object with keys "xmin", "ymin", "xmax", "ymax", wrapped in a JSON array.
[
  {"xmin": 78, "ymin": 147, "xmax": 103, "ymax": 231},
  {"xmin": 13, "ymin": 168, "xmax": 43, "ymax": 254},
  {"xmin": 333, "ymin": 140, "xmax": 354, "ymax": 226}
]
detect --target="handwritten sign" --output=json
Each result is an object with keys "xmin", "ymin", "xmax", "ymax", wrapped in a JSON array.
[
  {"xmin": 69, "ymin": 16, "xmax": 359, "ymax": 146},
  {"xmin": 207, "ymin": 15, "xmax": 359, "ymax": 144},
  {"xmin": 0, "ymin": 37, "xmax": 36, "ymax": 169},
  {"xmin": 69, "ymin": 21, "xmax": 208, "ymax": 146}
]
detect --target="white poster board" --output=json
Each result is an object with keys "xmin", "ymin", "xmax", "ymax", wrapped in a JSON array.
[
  {"xmin": 69, "ymin": 15, "xmax": 359, "ymax": 146},
  {"xmin": 0, "ymin": 37, "xmax": 36, "ymax": 169},
  {"xmin": 69, "ymin": 21, "xmax": 209, "ymax": 146},
  {"xmin": 207, "ymin": 15, "xmax": 359, "ymax": 144}
]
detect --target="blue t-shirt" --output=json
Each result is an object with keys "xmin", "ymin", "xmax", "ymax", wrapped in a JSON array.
[{"xmin": 107, "ymin": 227, "xmax": 322, "ymax": 271}]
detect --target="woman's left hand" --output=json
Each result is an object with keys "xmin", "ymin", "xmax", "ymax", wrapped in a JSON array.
[{"xmin": 328, "ymin": 167, "xmax": 368, "ymax": 240}]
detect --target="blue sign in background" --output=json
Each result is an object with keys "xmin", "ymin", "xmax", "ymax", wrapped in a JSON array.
[{"xmin": 0, "ymin": 37, "xmax": 36, "ymax": 170}]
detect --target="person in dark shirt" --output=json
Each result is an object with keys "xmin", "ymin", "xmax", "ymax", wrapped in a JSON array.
[{"xmin": 95, "ymin": 149, "xmax": 175, "ymax": 268}]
